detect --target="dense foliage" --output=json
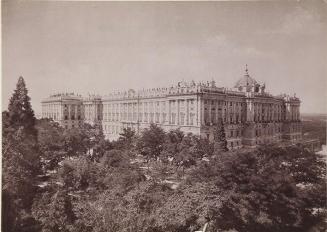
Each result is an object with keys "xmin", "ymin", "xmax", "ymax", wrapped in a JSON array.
[
  {"xmin": 2, "ymin": 77, "xmax": 40, "ymax": 232},
  {"xmin": 2, "ymin": 77, "xmax": 326, "ymax": 232}
]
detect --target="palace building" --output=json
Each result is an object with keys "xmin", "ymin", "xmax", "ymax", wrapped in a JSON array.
[
  {"xmin": 83, "ymin": 94, "xmax": 103, "ymax": 126},
  {"xmin": 41, "ymin": 93, "xmax": 84, "ymax": 129},
  {"xmin": 42, "ymin": 66, "xmax": 302, "ymax": 150}
]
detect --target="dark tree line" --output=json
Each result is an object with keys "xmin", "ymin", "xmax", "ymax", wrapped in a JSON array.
[{"xmin": 2, "ymin": 77, "xmax": 326, "ymax": 232}]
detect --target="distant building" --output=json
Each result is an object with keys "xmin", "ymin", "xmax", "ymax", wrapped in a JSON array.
[
  {"xmin": 41, "ymin": 93, "xmax": 84, "ymax": 129},
  {"xmin": 83, "ymin": 94, "xmax": 103, "ymax": 126},
  {"xmin": 41, "ymin": 66, "xmax": 302, "ymax": 150}
]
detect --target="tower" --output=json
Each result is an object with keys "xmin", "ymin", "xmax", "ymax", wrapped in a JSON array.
[
  {"xmin": 234, "ymin": 64, "xmax": 260, "ymax": 93},
  {"xmin": 235, "ymin": 65, "xmax": 258, "ymax": 147}
]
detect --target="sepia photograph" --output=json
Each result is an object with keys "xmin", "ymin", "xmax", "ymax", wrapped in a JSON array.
[{"xmin": 1, "ymin": 0, "xmax": 327, "ymax": 232}]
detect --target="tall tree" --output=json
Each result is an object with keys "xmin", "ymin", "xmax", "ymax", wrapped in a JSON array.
[
  {"xmin": 3, "ymin": 76, "xmax": 40, "ymax": 181},
  {"xmin": 6, "ymin": 76, "xmax": 36, "ymax": 137},
  {"xmin": 213, "ymin": 119, "xmax": 228, "ymax": 154},
  {"xmin": 2, "ymin": 76, "xmax": 40, "ymax": 232}
]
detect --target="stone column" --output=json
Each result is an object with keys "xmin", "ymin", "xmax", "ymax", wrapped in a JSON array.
[
  {"xmin": 176, "ymin": 99, "xmax": 180, "ymax": 125},
  {"xmin": 245, "ymin": 97, "xmax": 254, "ymax": 122},
  {"xmin": 200, "ymin": 99, "xmax": 204, "ymax": 126},
  {"xmin": 207, "ymin": 100, "xmax": 212, "ymax": 125},
  {"xmin": 196, "ymin": 96, "xmax": 201, "ymax": 126}
]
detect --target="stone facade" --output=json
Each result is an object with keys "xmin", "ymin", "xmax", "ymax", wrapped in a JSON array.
[
  {"xmin": 41, "ymin": 93, "xmax": 84, "ymax": 129},
  {"xmin": 83, "ymin": 95, "xmax": 103, "ymax": 126},
  {"xmin": 41, "ymin": 67, "xmax": 302, "ymax": 150}
]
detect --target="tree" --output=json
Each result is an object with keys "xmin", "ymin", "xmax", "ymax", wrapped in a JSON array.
[
  {"xmin": 99, "ymin": 150, "xmax": 145, "ymax": 191},
  {"xmin": 213, "ymin": 119, "xmax": 228, "ymax": 154},
  {"xmin": 62, "ymin": 127, "xmax": 90, "ymax": 158},
  {"xmin": 137, "ymin": 124, "xmax": 166, "ymax": 163},
  {"xmin": 2, "ymin": 186, "xmax": 20, "ymax": 232},
  {"xmin": 174, "ymin": 134, "xmax": 199, "ymax": 177},
  {"xmin": 3, "ymin": 77, "xmax": 39, "ymax": 169},
  {"xmin": 57, "ymin": 157, "xmax": 100, "ymax": 192},
  {"xmin": 113, "ymin": 127, "xmax": 136, "ymax": 151},
  {"xmin": 6, "ymin": 76, "xmax": 36, "ymax": 137},
  {"xmin": 2, "ymin": 76, "xmax": 40, "ymax": 232},
  {"xmin": 152, "ymin": 161, "xmax": 172, "ymax": 183},
  {"xmin": 32, "ymin": 188, "xmax": 76, "ymax": 232},
  {"xmin": 2, "ymin": 111, "xmax": 11, "ymax": 134},
  {"xmin": 85, "ymin": 123, "xmax": 110, "ymax": 161},
  {"xmin": 100, "ymin": 150, "xmax": 130, "ymax": 169},
  {"xmin": 98, "ymin": 181, "xmax": 173, "ymax": 232},
  {"xmin": 194, "ymin": 136, "xmax": 214, "ymax": 158},
  {"xmin": 36, "ymin": 119, "xmax": 66, "ymax": 171},
  {"xmin": 189, "ymin": 146, "xmax": 326, "ymax": 232},
  {"xmin": 119, "ymin": 127, "xmax": 136, "ymax": 143},
  {"xmin": 161, "ymin": 129, "xmax": 185, "ymax": 161},
  {"xmin": 152, "ymin": 182, "xmax": 224, "ymax": 232}
]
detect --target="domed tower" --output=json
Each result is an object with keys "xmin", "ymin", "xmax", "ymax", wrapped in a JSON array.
[
  {"xmin": 236, "ymin": 65, "xmax": 259, "ymax": 147},
  {"xmin": 234, "ymin": 65, "xmax": 261, "ymax": 93}
]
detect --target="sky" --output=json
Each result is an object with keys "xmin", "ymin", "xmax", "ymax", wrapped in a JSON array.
[{"xmin": 2, "ymin": 1, "xmax": 327, "ymax": 115}]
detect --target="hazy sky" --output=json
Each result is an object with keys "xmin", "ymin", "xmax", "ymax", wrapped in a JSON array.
[{"xmin": 2, "ymin": 1, "xmax": 327, "ymax": 115}]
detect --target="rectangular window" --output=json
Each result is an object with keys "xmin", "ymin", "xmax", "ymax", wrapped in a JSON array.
[
  {"xmin": 211, "ymin": 109, "xmax": 216, "ymax": 124},
  {"xmin": 156, "ymin": 113, "xmax": 160, "ymax": 123},
  {"xmin": 204, "ymin": 108, "xmax": 209, "ymax": 125},
  {"xmin": 162, "ymin": 113, "xmax": 166, "ymax": 123},
  {"xmin": 190, "ymin": 113, "xmax": 194, "ymax": 125},
  {"xmin": 180, "ymin": 112, "xmax": 185, "ymax": 125},
  {"xmin": 171, "ymin": 113, "xmax": 176, "ymax": 124},
  {"xmin": 144, "ymin": 113, "xmax": 148, "ymax": 122}
]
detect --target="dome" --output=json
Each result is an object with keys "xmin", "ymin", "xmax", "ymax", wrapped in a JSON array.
[
  {"xmin": 234, "ymin": 74, "xmax": 258, "ymax": 88},
  {"xmin": 234, "ymin": 65, "xmax": 258, "ymax": 88}
]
